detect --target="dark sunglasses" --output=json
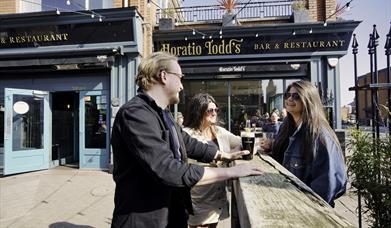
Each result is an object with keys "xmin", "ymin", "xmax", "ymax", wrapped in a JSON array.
[
  {"xmin": 206, "ymin": 108, "xmax": 219, "ymax": 115},
  {"xmin": 284, "ymin": 92, "xmax": 300, "ymax": 100}
]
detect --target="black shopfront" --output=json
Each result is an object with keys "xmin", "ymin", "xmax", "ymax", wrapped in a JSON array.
[{"xmin": 153, "ymin": 21, "xmax": 359, "ymax": 134}]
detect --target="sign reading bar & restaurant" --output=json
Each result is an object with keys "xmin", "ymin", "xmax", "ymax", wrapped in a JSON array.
[
  {"xmin": 155, "ymin": 32, "xmax": 352, "ymax": 56},
  {"xmin": 0, "ymin": 20, "xmax": 134, "ymax": 49}
]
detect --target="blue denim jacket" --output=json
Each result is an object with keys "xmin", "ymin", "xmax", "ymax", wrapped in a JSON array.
[{"xmin": 282, "ymin": 123, "xmax": 347, "ymax": 207}]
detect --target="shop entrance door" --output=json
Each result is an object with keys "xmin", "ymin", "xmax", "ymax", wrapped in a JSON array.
[
  {"xmin": 79, "ymin": 90, "xmax": 109, "ymax": 170},
  {"xmin": 3, "ymin": 88, "xmax": 50, "ymax": 175}
]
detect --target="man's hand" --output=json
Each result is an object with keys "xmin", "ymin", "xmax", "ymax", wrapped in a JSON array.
[
  {"xmin": 219, "ymin": 150, "xmax": 250, "ymax": 161},
  {"xmin": 197, "ymin": 163, "xmax": 263, "ymax": 185},
  {"xmin": 228, "ymin": 163, "xmax": 263, "ymax": 178}
]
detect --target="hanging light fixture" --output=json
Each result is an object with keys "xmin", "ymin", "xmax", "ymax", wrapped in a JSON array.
[
  {"xmin": 56, "ymin": 8, "xmax": 60, "ymax": 15},
  {"xmin": 346, "ymin": 2, "xmax": 351, "ymax": 11},
  {"xmin": 66, "ymin": 0, "xmax": 71, "ymax": 6}
]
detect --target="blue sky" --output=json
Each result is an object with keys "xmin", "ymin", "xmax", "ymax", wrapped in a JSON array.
[{"xmin": 182, "ymin": 0, "xmax": 391, "ymax": 106}]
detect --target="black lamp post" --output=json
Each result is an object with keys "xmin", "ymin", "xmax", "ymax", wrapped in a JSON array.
[
  {"xmin": 352, "ymin": 34, "xmax": 359, "ymax": 130},
  {"xmin": 368, "ymin": 33, "xmax": 376, "ymax": 138},
  {"xmin": 372, "ymin": 25, "xmax": 380, "ymax": 139},
  {"xmin": 385, "ymin": 22, "xmax": 391, "ymax": 134}
]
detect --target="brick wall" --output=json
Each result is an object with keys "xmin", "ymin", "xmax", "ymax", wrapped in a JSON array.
[
  {"xmin": 0, "ymin": 0, "xmax": 17, "ymax": 14},
  {"xmin": 357, "ymin": 69, "xmax": 390, "ymax": 125},
  {"xmin": 308, "ymin": 0, "xmax": 336, "ymax": 22}
]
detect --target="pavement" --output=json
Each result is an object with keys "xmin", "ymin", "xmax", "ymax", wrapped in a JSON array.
[
  {"xmin": 0, "ymin": 166, "xmax": 368, "ymax": 228},
  {"xmin": 0, "ymin": 166, "xmax": 115, "ymax": 228}
]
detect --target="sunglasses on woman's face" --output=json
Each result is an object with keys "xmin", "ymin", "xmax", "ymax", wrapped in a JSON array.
[
  {"xmin": 206, "ymin": 108, "xmax": 219, "ymax": 115},
  {"xmin": 284, "ymin": 92, "xmax": 300, "ymax": 101}
]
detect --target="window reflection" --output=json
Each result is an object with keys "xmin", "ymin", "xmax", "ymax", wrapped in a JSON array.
[
  {"xmin": 84, "ymin": 95, "xmax": 106, "ymax": 149},
  {"xmin": 178, "ymin": 81, "xmax": 228, "ymax": 129},
  {"xmin": 12, "ymin": 95, "xmax": 44, "ymax": 151},
  {"xmin": 177, "ymin": 78, "xmax": 298, "ymax": 134}
]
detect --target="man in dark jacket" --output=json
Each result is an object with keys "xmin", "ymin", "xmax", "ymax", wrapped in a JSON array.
[{"xmin": 111, "ymin": 52, "xmax": 262, "ymax": 228}]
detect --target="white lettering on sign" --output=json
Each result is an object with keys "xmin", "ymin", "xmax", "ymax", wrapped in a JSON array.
[{"xmin": 218, "ymin": 66, "xmax": 246, "ymax": 72}]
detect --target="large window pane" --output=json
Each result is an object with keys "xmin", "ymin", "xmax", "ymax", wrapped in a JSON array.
[
  {"xmin": 178, "ymin": 80, "xmax": 229, "ymax": 129},
  {"xmin": 231, "ymin": 79, "xmax": 284, "ymax": 135},
  {"xmin": 84, "ymin": 95, "xmax": 106, "ymax": 148},
  {"xmin": 12, "ymin": 95, "xmax": 44, "ymax": 151},
  {"xmin": 231, "ymin": 80, "xmax": 262, "ymax": 135}
]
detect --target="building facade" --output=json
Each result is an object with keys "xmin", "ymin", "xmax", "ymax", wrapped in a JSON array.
[
  {"xmin": 0, "ymin": 6, "xmax": 145, "ymax": 175},
  {"xmin": 355, "ymin": 67, "xmax": 390, "ymax": 126},
  {"xmin": 0, "ymin": 0, "xmax": 358, "ymax": 175},
  {"xmin": 153, "ymin": 0, "xmax": 359, "ymax": 135}
]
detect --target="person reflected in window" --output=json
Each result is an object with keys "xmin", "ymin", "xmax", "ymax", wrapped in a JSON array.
[
  {"xmin": 261, "ymin": 80, "xmax": 347, "ymax": 207},
  {"xmin": 280, "ymin": 108, "xmax": 287, "ymax": 121},
  {"xmin": 250, "ymin": 109, "xmax": 263, "ymax": 127},
  {"xmin": 183, "ymin": 93, "xmax": 242, "ymax": 228},
  {"xmin": 262, "ymin": 110, "xmax": 281, "ymax": 134}
]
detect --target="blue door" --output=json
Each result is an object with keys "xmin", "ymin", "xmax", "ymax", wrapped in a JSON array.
[
  {"xmin": 3, "ymin": 88, "xmax": 50, "ymax": 175},
  {"xmin": 79, "ymin": 90, "xmax": 109, "ymax": 169}
]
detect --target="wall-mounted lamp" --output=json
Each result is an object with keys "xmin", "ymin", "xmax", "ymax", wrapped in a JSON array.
[
  {"xmin": 290, "ymin": 63, "xmax": 301, "ymax": 70},
  {"xmin": 327, "ymin": 57, "xmax": 339, "ymax": 68}
]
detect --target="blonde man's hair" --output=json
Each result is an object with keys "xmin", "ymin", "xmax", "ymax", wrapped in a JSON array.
[{"xmin": 135, "ymin": 52, "xmax": 178, "ymax": 90}]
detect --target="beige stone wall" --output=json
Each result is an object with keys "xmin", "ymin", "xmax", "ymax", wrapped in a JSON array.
[
  {"xmin": 0, "ymin": 0, "xmax": 17, "ymax": 14},
  {"xmin": 126, "ymin": 0, "xmax": 156, "ymax": 57}
]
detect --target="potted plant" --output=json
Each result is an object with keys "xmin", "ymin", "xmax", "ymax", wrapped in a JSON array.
[
  {"xmin": 347, "ymin": 110, "xmax": 391, "ymax": 227},
  {"xmin": 159, "ymin": 8, "xmax": 176, "ymax": 30},
  {"xmin": 218, "ymin": 0, "xmax": 238, "ymax": 27},
  {"xmin": 291, "ymin": 0, "xmax": 309, "ymax": 23}
]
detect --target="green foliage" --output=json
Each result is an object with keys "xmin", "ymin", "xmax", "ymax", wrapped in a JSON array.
[
  {"xmin": 347, "ymin": 129, "xmax": 391, "ymax": 227},
  {"xmin": 291, "ymin": 0, "xmax": 307, "ymax": 11}
]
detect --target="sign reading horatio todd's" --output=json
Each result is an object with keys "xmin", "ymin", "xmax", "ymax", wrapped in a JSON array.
[{"xmin": 155, "ymin": 32, "xmax": 352, "ymax": 56}]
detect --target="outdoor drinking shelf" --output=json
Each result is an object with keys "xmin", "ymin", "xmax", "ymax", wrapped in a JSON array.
[{"xmin": 232, "ymin": 155, "xmax": 353, "ymax": 227}]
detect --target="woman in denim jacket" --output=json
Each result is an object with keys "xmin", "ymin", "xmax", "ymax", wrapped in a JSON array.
[{"xmin": 270, "ymin": 80, "xmax": 347, "ymax": 207}]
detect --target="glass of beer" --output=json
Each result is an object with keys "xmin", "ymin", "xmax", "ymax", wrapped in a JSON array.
[{"xmin": 241, "ymin": 131, "xmax": 255, "ymax": 160}]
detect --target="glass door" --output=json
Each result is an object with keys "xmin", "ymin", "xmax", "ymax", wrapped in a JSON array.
[
  {"xmin": 179, "ymin": 79, "xmax": 287, "ymax": 135},
  {"xmin": 3, "ymin": 88, "xmax": 50, "ymax": 175},
  {"xmin": 79, "ymin": 90, "xmax": 109, "ymax": 169}
]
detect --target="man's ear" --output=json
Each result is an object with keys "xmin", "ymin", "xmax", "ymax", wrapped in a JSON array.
[{"xmin": 160, "ymin": 70, "xmax": 168, "ymax": 85}]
